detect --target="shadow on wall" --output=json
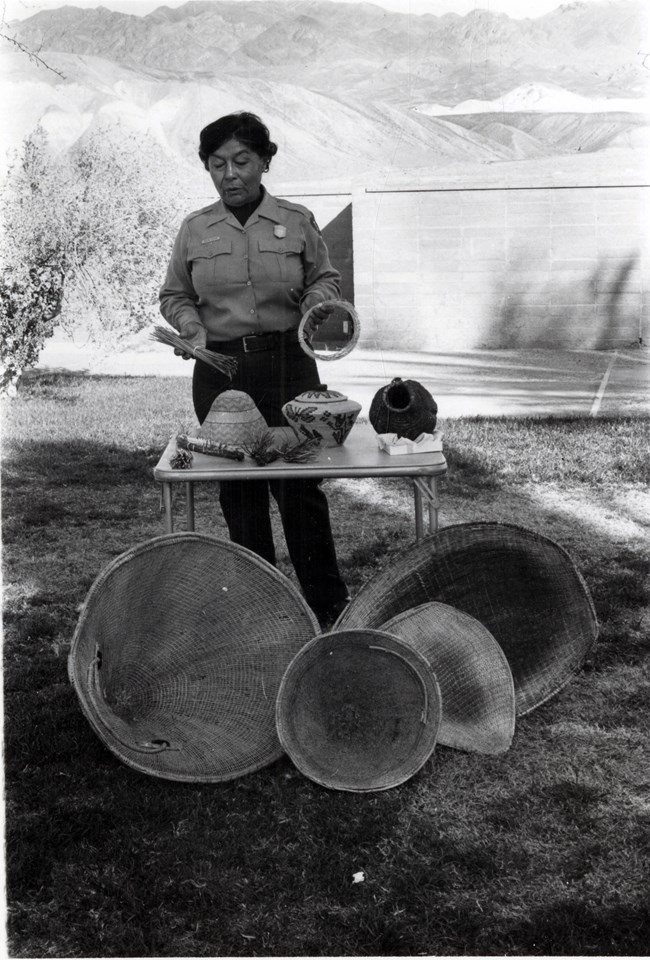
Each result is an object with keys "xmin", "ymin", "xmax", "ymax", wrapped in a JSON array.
[
  {"xmin": 490, "ymin": 253, "xmax": 643, "ymax": 350},
  {"xmin": 322, "ymin": 204, "xmax": 354, "ymax": 303}
]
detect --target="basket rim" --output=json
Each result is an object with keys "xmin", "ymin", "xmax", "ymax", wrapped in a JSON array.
[
  {"xmin": 69, "ymin": 532, "xmax": 318, "ymax": 672},
  {"xmin": 380, "ymin": 601, "xmax": 516, "ymax": 754},
  {"xmin": 275, "ymin": 627, "xmax": 442, "ymax": 792},
  {"xmin": 334, "ymin": 521, "xmax": 599, "ymax": 718},
  {"xmin": 381, "ymin": 600, "xmax": 515, "ymax": 681},
  {"xmin": 336, "ymin": 520, "xmax": 599, "ymax": 630},
  {"xmin": 297, "ymin": 299, "xmax": 360, "ymax": 362},
  {"xmin": 68, "ymin": 533, "xmax": 319, "ymax": 782}
]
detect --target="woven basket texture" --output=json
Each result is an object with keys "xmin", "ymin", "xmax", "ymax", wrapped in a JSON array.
[
  {"xmin": 298, "ymin": 299, "xmax": 360, "ymax": 361},
  {"xmin": 198, "ymin": 389, "xmax": 267, "ymax": 447},
  {"xmin": 335, "ymin": 523, "xmax": 598, "ymax": 717},
  {"xmin": 380, "ymin": 602, "xmax": 515, "ymax": 754},
  {"xmin": 369, "ymin": 378, "xmax": 438, "ymax": 440},
  {"xmin": 68, "ymin": 533, "xmax": 318, "ymax": 782},
  {"xmin": 275, "ymin": 628, "xmax": 442, "ymax": 792}
]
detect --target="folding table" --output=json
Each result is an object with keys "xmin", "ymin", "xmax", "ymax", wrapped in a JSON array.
[{"xmin": 154, "ymin": 422, "xmax": 447, "ymax": 540}]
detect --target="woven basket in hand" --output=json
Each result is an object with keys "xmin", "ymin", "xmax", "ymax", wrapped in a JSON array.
[
  {"xmin": 335, "ymin": 523, "xmax": 598, "ymax": 717},
  {"xmin": 68, "ymin": 533, "xmax": 318, "ymax": 782},
  {"xmin": 381, "ymin": 602, "xmax": 515, "ymax": 754},
  {"xmin": 369, "ymin": 377, "xmax": 438, "ymax": 440},
  {"xmin": 198, "ymin": 389, "xmax": 267, "ymax": 447},
  {"xmin": 275, "ymin": 628, "xmax": 442, "ymax": 792}
]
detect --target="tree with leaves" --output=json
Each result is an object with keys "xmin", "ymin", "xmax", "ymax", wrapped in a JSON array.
[{"xmin": 0, "ymin": 126, "xmax": 184, "ymax": 391}]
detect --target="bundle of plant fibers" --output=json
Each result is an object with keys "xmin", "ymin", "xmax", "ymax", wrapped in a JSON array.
[{"xmin": 151, "ymin": 325, "xmax": 238, "ymax": 377}]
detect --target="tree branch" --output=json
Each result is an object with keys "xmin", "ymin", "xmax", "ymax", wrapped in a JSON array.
[{"xmin": 0, "ymin": 32, "xmax": 66, "ymax": 78}]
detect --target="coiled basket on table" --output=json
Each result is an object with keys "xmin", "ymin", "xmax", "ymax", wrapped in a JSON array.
[
  {"xmin": 68, "ymin": 533, "xmax": 319, "ymax": 782},
  {"xmin": 334, "ymin": 522, "xmax": 598, "ymax": 717},
  {"xmin": 197, "ymin": 389, "xmax": 267, "ymax": 447}
]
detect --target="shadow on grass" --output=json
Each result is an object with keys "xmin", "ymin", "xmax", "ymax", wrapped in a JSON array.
[{"xmin": 3, "ymin": 427, "xmax": 650, "ymax": 957}]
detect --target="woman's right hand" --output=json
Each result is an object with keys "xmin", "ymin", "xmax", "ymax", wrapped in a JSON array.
[
  {"xmin": 303, "ymin": 300, "xmax": 336, "ymax": 338},
  {"xmin": 176, "ymin": 320, "xmax": 207, "ymax": 360}
]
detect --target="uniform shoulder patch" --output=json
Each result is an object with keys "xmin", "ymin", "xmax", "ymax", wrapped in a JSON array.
[
  {"xmin": 186, "ymin": 201, "xmax": 221, "ymax": 223},
  {"xmin": 276, "ymin": 198, "xmax": 322, "ymax": 234}
]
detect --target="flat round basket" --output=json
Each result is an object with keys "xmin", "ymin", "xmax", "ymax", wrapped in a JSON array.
[
  {"xmin": 381, "ymin": 602, "xmax": 515, "ymax": 754},
  {"xmin": 335, "ymin": 523, "xmax": 598, "ymax": 717},
  {"xmin": 275, "ymin": 628, "xmax": 442, "ymax": 792},
  {"xmin": 68, "ymin": 533, "xmax": 319, "ymax": 782}
]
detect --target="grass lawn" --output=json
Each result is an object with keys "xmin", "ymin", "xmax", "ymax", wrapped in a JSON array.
[{"xmin": 2, "ymin": 371, "xmax": 650, "ymax": 957}]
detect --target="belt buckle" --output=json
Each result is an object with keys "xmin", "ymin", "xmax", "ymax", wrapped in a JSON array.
[{"xmin": 242, "ymin": 333, "xmax": 276, "ymax": 353}]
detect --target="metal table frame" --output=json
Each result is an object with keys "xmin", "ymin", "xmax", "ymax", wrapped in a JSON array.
[{"xmin": 154, "ymin": 423, "xmax": 447, "ymax": 541}]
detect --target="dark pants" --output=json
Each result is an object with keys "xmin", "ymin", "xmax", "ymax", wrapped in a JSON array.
[{"xmin": 192, "ymin": 334, "xmax": 349, "ymax": 621}]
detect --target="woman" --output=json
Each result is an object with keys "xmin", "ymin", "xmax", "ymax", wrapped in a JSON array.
[{"xmin": 159, "ymin": 111, "xmax": 349, "ymax": 628}]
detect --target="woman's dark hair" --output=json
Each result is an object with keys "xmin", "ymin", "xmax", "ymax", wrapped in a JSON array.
[{"xmin": 198, "ymin": 112, "xmax": 278, "ymax": 170}]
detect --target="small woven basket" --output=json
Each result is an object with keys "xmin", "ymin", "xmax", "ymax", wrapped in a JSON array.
[
  {"xmin": 275, "ymin": 628, "xmax": 442, "ymax": 792},
  {"xmin": 369, "ymin": 377, "xmax": 438, "ymax": 440},
  {"xmin": 381, "ymin": 602, "xmax": 515, "ymax": 754},
  {"xmin": 198, "ymin": 389, "xmax": 267, "ymax": 447},
  {"xmin": 335, "ymin": 523, "xmax": 598, "ymax": 717},
  {"xmin": 68, "ymin": 533, "xmax": 318, "ymax": 782}
]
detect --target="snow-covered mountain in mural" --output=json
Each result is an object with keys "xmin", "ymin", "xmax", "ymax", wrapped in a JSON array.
[{"xmin": 2, "ymin": 0, "xmax": 648, "ymax": 185}]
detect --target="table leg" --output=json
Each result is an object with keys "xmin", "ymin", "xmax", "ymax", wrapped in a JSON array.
[
  {"xmin": 413, "ymin": 476, "xmax": 441, "ymax": 537},
  {"xmin": 185, "ymin": 481, "xmax": 195, "ymax": 531},
  {"xmin": 162, "ymin": 483, "xmax": 173, "ymax": 534},
  {"xmin": 426, "ymin": 476, "xmax": 440, "ymax": 533},
  {"xmin": 413, "ymin": 481, "xmax": 424, "ymax": 540}
]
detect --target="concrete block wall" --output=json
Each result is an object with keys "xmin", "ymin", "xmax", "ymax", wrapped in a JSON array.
[{"xmin": 351, "ymin": 183, "xmax": 649, "ymax": 351}]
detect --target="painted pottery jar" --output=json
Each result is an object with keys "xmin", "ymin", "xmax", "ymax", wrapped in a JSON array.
[
  {"xmin": 198, "ymin": 390, "xmax": 267, "ymax": 447},
  {"xmin": 369, "ymin": 377, "xmax": 438, "ymax": 440},
  {"xmin": 282, "ymin": 385, "xmax": 362, "ymax": 447}
]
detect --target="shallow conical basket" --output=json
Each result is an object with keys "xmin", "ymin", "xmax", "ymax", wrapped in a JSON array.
[
  {"xmin": 335, "ymin": 523, "xmax": 598, "ymax": 717},
  {"xmin": 68, "ymin": 533, "xmax": 318, "ymax": 781},
  {"xmin": 381, "ymin": 602, "xmax": 515, "ymax": 754},
  {"xmin": 275, "ymin": 629, "xmax": 442, "ymax": 792}
]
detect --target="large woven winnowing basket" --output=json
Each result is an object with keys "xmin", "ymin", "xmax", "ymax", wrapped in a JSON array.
[
  {"xmin": 335, "ymin": 523, "xmax": 598, "ymax": 717},
  {"xmin": 275, "ymin": 629, "xmax": 442, "ymax": 792},
  {"xmin": 68, "ymin": 534, "xmax": 318, "ymax": 782},
  {"xmin": 381, "ymin": 603, "xmax": 515, "ymax": 755}
]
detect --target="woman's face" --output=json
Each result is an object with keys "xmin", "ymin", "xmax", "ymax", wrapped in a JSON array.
[{"xmin": 207, "ymin": 138, "xmax": 266, "ymax": 207}]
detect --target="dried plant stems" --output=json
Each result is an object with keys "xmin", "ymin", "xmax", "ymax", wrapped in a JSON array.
[
  {"xmin": 276, "ymin": 437, "xmax": 319, "ymax": 463},
  {"xmin": 151, "ymin": 325, "xmax": 238, "ymax": 378},
  {"xmin": 243, "ymin": 431, "xmax": 320, "ymax": 466},
  {"xmin": 170, "ymin": 448, "xmax": 194, "ymax": 470},
  {"xmin": 243, "ymin": 430, "xmax": 279, "ymax": 466}
]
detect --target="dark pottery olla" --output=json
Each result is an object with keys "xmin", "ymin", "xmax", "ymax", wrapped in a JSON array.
[{"xmin": 369, "ymin": 377, "xmax": 438, "ymax": 440}]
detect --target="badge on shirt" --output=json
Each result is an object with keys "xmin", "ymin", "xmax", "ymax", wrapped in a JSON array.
[{"xmin": 274, "ymin": 224, "xmax": 287, "ymax": 238}]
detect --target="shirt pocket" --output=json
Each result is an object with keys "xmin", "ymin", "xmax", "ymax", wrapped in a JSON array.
[
  {"xmin": 188, "ymin": 237, "xmax": 233, "ymax": 287},
  {"xmin": 257, "ymin": 236, "xmax": 304, "ymax": 284}
]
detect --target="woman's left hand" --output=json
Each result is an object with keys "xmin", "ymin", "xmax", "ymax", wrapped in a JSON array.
[{"xmin": 304, "ymin": 300, "xmax": 336, "ymax": 337}]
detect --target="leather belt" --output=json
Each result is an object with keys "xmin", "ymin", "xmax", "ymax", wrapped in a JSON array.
[{"xmin": 208, "ymin": 330, "xmax": 299, "ymax": 354}]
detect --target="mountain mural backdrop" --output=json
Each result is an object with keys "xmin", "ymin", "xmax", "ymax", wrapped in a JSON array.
[{"xmin": 2, "ymin": 0, "xmax": 648, "ymax": 189}]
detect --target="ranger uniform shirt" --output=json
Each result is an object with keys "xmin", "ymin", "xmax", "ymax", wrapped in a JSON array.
[{"xmin": 159, "ymin": 189, "xmax": 341, "ymax": 341}]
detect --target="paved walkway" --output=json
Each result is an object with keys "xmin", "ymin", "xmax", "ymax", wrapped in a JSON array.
[{"xmin": 37, "ymin": 336, "xmax": 649, "ymax": 418}]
